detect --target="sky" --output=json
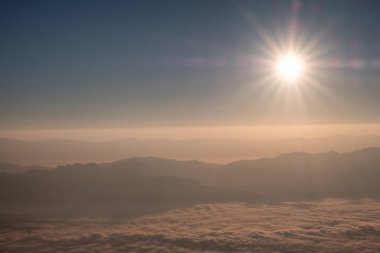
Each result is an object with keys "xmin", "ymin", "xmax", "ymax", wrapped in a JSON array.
[{"xmin": 1, "ymin": 0, "xmax": 380, "ymax": 134}]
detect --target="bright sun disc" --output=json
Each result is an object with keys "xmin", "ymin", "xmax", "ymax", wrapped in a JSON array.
[{"xmin": 276, "ymin": 53, "xmax": 304, "ymax": 82}]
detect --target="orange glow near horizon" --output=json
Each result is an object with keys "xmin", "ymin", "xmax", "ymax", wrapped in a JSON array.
[{"xmin": 1, "ymin": 124, "xmax": 380, "ymax": 141}]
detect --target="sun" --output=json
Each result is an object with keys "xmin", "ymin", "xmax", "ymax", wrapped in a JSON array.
[{"xmin": 276, "ymin": 53, "xmax": 304, "ymax": 82}]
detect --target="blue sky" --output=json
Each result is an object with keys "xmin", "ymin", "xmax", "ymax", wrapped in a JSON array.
[{"xmin": 1, "ymin": 0, "xmax": 380, "ymax": 129}]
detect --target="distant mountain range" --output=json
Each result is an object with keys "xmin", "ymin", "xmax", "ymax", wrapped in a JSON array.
[
  {"xmin": 1, "ymin": 147, "xmax": 379, "ymax": 206},
  {"xmin": 219, "ymin": 147, "xmax": 380, "ymax": 199},
  {"xmin": 0, "ymin": 163, "xmax": 48, "ymax": 173},
  {"xmin": 1, "ymin": 135, "xmax": 380, "ymax": 165}
]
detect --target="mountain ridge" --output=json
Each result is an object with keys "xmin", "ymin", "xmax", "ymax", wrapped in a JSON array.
[
  {"xmin": 2, "ymin": 136, "xmax": 380, "ymax": 165},
  {"xmin": 1, "ymin": 147, "xmax": 380, "ymax": 205}
]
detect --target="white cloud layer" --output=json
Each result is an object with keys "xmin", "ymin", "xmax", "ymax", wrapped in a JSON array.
[{"xmin": 1, "ymin": 200, "xmax": 380, "ymax": 252}]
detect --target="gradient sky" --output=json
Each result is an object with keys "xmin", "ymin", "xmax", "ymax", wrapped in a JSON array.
[{"xmin": 1, "ymin": 0, "xmax": 380, "ymax": 130}]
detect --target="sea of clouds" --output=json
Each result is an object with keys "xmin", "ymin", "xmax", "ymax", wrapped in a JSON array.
[{"xmin": 1, "ymin": 200, "xmax": 380, "ymax": 253}]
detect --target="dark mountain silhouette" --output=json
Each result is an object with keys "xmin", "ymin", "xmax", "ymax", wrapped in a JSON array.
[
  {"xmin": 101, "ymin": 157, "xmax": 219, "ymax": 184},
  {"xmin": 0, "ymin": 148, "xmax": 379, "ymax": 208},
  {"xmin": 219, "ymin": 147, "xmax": 380, "ymax": 199},
  {"xmin": 0, "ymin": 157, "xmax": 250, "ymax": 206}
]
